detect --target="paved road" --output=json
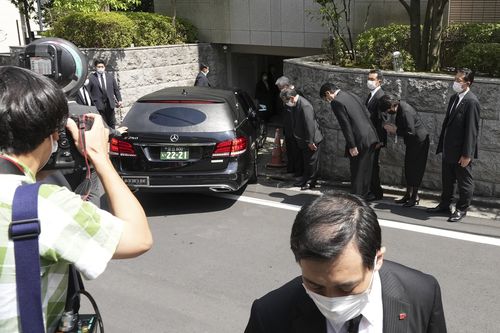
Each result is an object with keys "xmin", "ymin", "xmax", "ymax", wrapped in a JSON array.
[{"xmin": 83, "ymin": 183, "xmax": 500, "ymax": 333}]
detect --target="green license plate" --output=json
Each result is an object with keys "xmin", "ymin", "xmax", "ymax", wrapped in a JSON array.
[{"xmin": 160, "ymin": 146, "xmax": 189, "ymax": 160}]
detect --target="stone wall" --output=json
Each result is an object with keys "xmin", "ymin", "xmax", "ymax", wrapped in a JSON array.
[
  {"xmin": 8, "ymin": 43, "xmax": 227, "ymax": 118},
  {"xmin": 284, "ymin": 56, "xmax": 500, "ymax": 197}
]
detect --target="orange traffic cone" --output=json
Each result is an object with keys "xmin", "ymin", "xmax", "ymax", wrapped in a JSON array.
[{"xmin": 266, "ymin": 127, "xmax": 287, "ymax": 168}]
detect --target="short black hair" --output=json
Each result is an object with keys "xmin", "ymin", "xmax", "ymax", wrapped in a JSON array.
[
  {"xmin": 457, "ymin": 67, "xmax": 474, "ymax": 85},
  {"xmin": 378, "ymin": 94, "xmax": 400, "ymax": 112},
  {"xmin": 290, "ymin": 191, "xmax": 381, "ymax": 270},
  {"xmin": 199, "ymin": 63, "xmax": 209, "ymax": 71},
  {"xmin": 279, "ymin": 88, "xmax": 298, "ymax": 100},
  {"xmin": 319, "ymin": 82, "xmax": 338, "ymax": 98},
  {"xmin": 0, "ymin": 66, "xmax": 68, "ymax": 154},
  {"xmin": 369, "ymin": 69, "xmax": 384, "ymax": 82},
  {"xmin": 94, "ymin": 58, "xmax": 106, "ymax": 67}
]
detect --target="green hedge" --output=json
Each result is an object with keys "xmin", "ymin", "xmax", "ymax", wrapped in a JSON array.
[
  {"xmin": 46, "ymin": 11, "xmax": 198, "ymax": 48},
  {"xmin": 354, "ymin": 24, "xmax": 415, "ymax": 71},
  {"xmin": 441, "ymin": 23, "xmax": 500, "ymax": 69},
  {"xmin": 455, "ymin": 43, "xmax": 500, "ymax": 77}
]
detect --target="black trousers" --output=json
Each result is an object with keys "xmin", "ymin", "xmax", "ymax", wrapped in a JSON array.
[
  {"xmin": 440, "ymin": 160, "xmax": 474, "ymax": 211},
  {"xmin": 404, "ymin": 136, "xmax": 429, "ymax": 186},
  {"xmin": 299, "ymin": 143, "xmax": 321, "ymax": 185},
  {"xmin": 370, "ymin": 148, "xmax": 383, "ymax": 197},
  {"xmin": 99, "ymin": 100, "xmax": 116, "ymax": 128},
  {"xmin": 350, "ymin": 146, "xmax": 375, "ymax": 197},
  {"xmin": 283, "ymin": 111, "xmax": 303, "ymax": 174}
]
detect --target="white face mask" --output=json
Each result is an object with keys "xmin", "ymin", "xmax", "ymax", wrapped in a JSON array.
[
  {"xmin": 50, "ymin": 135, "xmax": 58, "ymax": 154},
  {"xmin": 452, "ymin": 81, "xmax": 464, "ymax": 93},
  {"xmin": 303, "ymin": 257, "xmax": 377, "ymax": 331},
  {"xmin": 367, "ymin": 80, "xmax": 378, "ymax": 91},
  {"xmin": 96, "ymin": 68, "xmax": 105, "ymax": 74},
  {"xmin": 286, "ymin": 101, "xmax": 294, "ymax": 107}
]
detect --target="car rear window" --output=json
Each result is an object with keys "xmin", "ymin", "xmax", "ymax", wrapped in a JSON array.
[
  {"xmin": 123, "ymin": 102, "xmax": 236, "ymax": 132},
  {"xmin": 149, "ymin": 107, "xmax": 207, "ymax": 127}
]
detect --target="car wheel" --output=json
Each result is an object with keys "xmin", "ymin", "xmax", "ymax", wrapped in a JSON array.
[{"xmin": 248, "ymin": 146, "xmax": 258, "ymax": 184}]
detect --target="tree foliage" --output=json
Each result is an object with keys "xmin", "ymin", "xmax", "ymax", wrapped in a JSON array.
[
  {"xmin": 398, "ymin": 0, "xmax": 449, "ymax": 72},
  {"xmin": 49, "ymin": 0, "xmax": 140, "ymax": 12}
]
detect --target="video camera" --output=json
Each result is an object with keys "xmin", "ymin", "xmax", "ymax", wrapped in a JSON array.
[{"xmin": 19, "ymin": 37, "xmax": 93, "ymax": 173}]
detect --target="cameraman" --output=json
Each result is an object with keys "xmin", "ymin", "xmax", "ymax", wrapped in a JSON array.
[{"xmin": 0, "ymin": 66, "xmax": 153, "ymax": 332}]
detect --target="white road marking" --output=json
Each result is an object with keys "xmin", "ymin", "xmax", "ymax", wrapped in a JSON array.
[{"xmin": 216, "ymin": 193, "xmax": 500, "ymax": 247}]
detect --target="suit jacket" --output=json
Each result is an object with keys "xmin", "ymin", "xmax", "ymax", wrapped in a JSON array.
[
  {"xmin": 75, "ymin": 86, "xmax": 93, "ymax": 106},
  {"xmin": 436, "ymin": 91, "xmax": 480, "ymax": 163},
  {"xmin": 244, "ymin": 260, "xmax": 447, "ymax": 333},
  {"xmin": 194, "ymin": 72, "xmax": 211, "ymax": 87},
  {"xmin": 395, "ymin": 101, "xmax": 428, "ymax": 145},
  {"xmin": 291, "ymin": 96, "xmax": 323, "ymax": 148},
  {"xmin": 88, "ymin": 71, "xmax": 122, "ymax": 111},
  {"xmin": 366, "ymin": 88, "xmax": 387, "ymax": 146},
  {"xmin": 331, "ymin": 91, "xmax": 379, "ymax": 156}
]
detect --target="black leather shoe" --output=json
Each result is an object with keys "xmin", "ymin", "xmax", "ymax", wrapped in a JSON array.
[
  {"xmin": 403, "ymin": 198, "xmax": 420, "ymax": 207},
  {"xmin": 300, "ymin": 182, "xmax": 316, "ymax": 191},
  {"xmin": 293, "ymin": 181, "xmax": 305, "ymax": 187},
  {"xmin": 448, "ymin": 209, "xmax": 467, "ymax": 222},
  {"xmin": 426, "ymin": 205, "xmax": 451, "ymax": 214},
  {"xmin": 394, "ymin": 195, "xmax": 410, "ymax": 204}
]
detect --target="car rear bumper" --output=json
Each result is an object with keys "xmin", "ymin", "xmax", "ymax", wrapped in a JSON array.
[{"xmin": 118, "ymin": 162, "xmax": 249, "ymax": 193}]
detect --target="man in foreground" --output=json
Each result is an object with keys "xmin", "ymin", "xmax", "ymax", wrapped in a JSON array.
[
  {"xmin": 0, "ymin": 66, "xmax": 153, "ymax": 332},
  {"xmin": 245, "ymin": 191, "xmax": 447, "ymax": 333}
]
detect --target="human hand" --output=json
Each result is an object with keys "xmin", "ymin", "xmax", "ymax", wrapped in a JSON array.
[
  {"xmin": 116, "ymin": 126, "xmax": 128, "ymax": 135},
  {"xmin": 349, "ymin": 147, "xmax": 359, "ymax": 157},
  {"xmin": 375, "ymin": 143, "xmax": 383, "ymax": 150},
  {"xmin": 383, "ymin": 123, "xmax": 397, "ymax": 135},
  {"xmin": 308, "ymin": 143, "xmax": 317, "ymax": 151},
  {"xmin": 458, "ymin": 156, "xmax": 471, "ymax": 168},
  {"xmin": 117, "ymin": 101, "xmax": 123, "ymax": 108},
  {"xmin": 66, "ymin": 114, "xmax": 109, "ymax": 163}
]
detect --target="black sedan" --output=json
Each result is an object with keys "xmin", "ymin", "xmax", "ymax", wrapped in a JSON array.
[{"xmin": 110, "ymin": 86, "xmax": 262, "ymax": 193}]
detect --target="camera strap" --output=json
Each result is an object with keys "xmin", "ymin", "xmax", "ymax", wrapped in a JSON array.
[
  {"xmin": 10, "ymin": 181, "xmax": 45, "ymax": 333},
  {"xmin": 1, "ymin": 155, "xmax": 85, "ymax": 332}
]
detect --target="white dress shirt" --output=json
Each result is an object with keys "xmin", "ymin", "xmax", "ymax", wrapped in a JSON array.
[
  {"xmin": 326, "ymin": 271, "xmax": 383, "ymax": 333},
  {"xmin": 367, "ymin": 86, "xmax": 382, "ymax": 104}
]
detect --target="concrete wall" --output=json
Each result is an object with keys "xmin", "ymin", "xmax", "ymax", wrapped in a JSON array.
[
  {"xmin": 284, "ymin": 56, "xmax": 500, "ymax": 197},
  {"xmin": 154, "ymin": 0, "xmax": 430, "ymax": 48}
]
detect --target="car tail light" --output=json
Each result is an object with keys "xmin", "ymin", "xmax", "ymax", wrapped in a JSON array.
[
  {"xmin": 109, "ymin": 138, "xmax": 137, "ymax": 157},
  {"xmin": 212, "ymin": 137, "xmax": 247, "ymax": 157}
]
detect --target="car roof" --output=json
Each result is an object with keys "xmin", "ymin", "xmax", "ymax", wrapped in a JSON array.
[{"xmin": 138, "ymin": 86, "xmax": 237, "ymax": 104}]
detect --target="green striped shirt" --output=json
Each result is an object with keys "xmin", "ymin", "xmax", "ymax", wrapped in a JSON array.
[{"xmin": 0, "ymin": 156, "xmax": 123, "ymax": 332}]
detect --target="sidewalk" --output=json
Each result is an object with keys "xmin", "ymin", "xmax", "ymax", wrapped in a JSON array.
[{"xmin": 257, "ymin": 123, "xmax": 500, "ymax": 220}]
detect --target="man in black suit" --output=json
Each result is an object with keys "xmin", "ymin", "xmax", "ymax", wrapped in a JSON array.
[
  {"xmin": 427, "ymin": 68, "xmax": 480, "ymax": 222},
  {"xmin": 88, "ymin": 59, "xmax": 123, "ymax": 128},
  {"xmin": 245, "ymin": 192, "xmax": 447, "ymax": 333},
  {"xmin": 365, "ymin": 70, "xmax": 386, "ymax": 201},
  {"xmin": 275, "ymin": 76, "xmax": 303, "ymax": 177},
  {"xmin": 281, "ymin": 88, "xmax": 323, "ymax": 190},
  {"xmin": 194, "ymin": 63, "xmax": 211, "ymax": 87},
  {"xmin": 75, "ymin": 77, "xmax": 93, "ymax": 106},
  {"xmin": 320, "ymin": 83, "xmax": 379, "ymax": 198}
]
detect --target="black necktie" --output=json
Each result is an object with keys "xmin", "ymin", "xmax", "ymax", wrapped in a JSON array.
[
  {"xmin": 347, "ymin": 314, "xmax": 363, "ymax": 333},
  {"xmin": 449, "ymin": 95, "xmax": 459, "ymax": 116},
  {"xmin": 99, "ymin": 74, "xmax": 106, "ymax": 93}
]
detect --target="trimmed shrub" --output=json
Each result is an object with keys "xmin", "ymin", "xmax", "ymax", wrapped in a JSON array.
[
  {"xmin": 48, "ymin": 12, "xmax": 135, "ymax": 48},
  {"xmin": 355, "ymin": 24, "xmax": 415, "ymax": 71},
  {"xmin": 442, "ymin": 23, "xmax": 500, "ymax": 69},
  {"xmin": 123, "ymin": 12, "xmax": 176, "ymax": 46},
  {"xmin": 46, "ymin": 11, "xmax": 198, "ymax": 48},
  {"xmin": 455, "ymin": 43, "xmax": 500, "ymax": 77}
]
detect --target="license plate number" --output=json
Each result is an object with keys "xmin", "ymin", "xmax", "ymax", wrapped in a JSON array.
[
  {"xmin": 160, "ymin": 146, "xmax": 189, "ymax": 160},
  {"xmin": 122, "ymin": 176, "xmax": 149, "ymax": 186}
]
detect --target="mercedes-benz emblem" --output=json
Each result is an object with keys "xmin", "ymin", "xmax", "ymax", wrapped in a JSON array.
[{"xmin": 170, "ymin": 134, "xmax": 179, "ymax": 142}]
